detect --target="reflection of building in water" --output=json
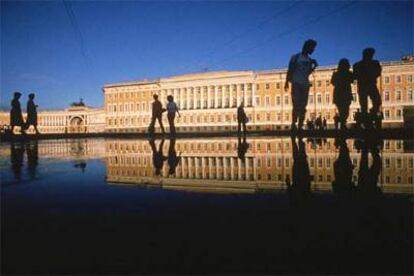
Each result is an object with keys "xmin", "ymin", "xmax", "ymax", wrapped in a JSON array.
[
  {"xmin": 105, "ymin": 138, "xmax": 414, "ymax": 194},
  {"xmin": 6, "ymin": 139, "xmax": 107, "ymax": 160},
  {"xmin": 1, "ymin": 59, "xmax": 413, "ymax": 133}
]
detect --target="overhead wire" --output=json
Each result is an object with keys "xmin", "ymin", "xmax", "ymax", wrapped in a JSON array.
[
  {"xmin": 62, "ymin": 0, "xmax": 94, "ymax": 77},
  {"xmin": 190, "ymin": 0, "xmax": 303, "ymax": 72},
  {"xmin": 207, "ymin": 1, "xmax": 359, "ymax": 70}
]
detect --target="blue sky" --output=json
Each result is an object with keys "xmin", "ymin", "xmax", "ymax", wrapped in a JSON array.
[{"xmin": 1, "ymin": 0, "xmax": 412, "ymax": 110}]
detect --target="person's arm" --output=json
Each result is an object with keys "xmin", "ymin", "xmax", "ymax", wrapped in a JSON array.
[
  {"xmin": 330, "ymin": 72, "xmax": 337, "ymax": 86},
  {"xmin": 311, "ymin": 58, "xmax": 318, "ymax": 72},
  {"xmin": 285, "ymin": 55, "xmax": 295, "ymax": 91},
  {"xmin": 375, "ymin": 61, "xmax": 382, "ymax": 78},
  {"xmin": 176, "ymin": 104, "xmax": 181, "ymax": 117}
]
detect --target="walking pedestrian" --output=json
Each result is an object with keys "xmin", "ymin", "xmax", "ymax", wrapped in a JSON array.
[
  {"xmin": 166, "ymin": 95, "xmax": 180, "ymax": 136},
  {"xmin": 10, "ymin": 92, "xmax": 25, "ymax": 134},
  {"xmin": 353, "ymin": 48, "xmax": 382, "ymax": 128},
  {"xmin": 285, "ymin": 39, "xmax": 318, "ymax": 132},
  {"xmin": 26, "ymin": 93, "xmax": 40, "ymax": 134}
]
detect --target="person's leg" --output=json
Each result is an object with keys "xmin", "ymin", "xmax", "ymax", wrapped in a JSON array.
[
  {"xmin": 291, "ymin": 84, "xmax": 299, "ymax": 129},
  {"xmin": 34, "ymin": 124, "xmax": 40, "ymax": 134},
  {"xmin": 238, "ymin": 120, "xmax": 242, "ymax": 134},
  {"xmin": 369, "ymin": 86, "xmax": 381, "ymax": 114},
  {"xmin": 149, "ymin": 116, "xmax": 156, "ymax": 133},
  {"xmin": 157, "ymin": 116, "xmax": 165, "ymax": 134},
  {"xmin": 298, "ymin": 84, "xmax": 309, "ymax": 130},
  {"xmin": 242, "ymin": 121, "xmax": 247, "ymax": 133}
]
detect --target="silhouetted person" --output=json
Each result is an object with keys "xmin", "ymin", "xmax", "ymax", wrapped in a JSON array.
[
  {"xmin": 332, "ymin": 138, "xmax": 355, "ymax": 196},
  {"xmin": 167, "ymin": 138, "xmax": 180, "ymax": 175},
  {"xmin": 10, "ymin": 92, "xmax": 25, "ymax": 135},
  {"xmin": 148, "ymin": 94, "xmax": 165, "ymax": 135},
  {"xmin": 166, "ymin": 95, "xmax": 180, "ymax": 136},
  {"xmin": 322, "ymin": 117, "xmax": 327, "ymax": 130},
  {"xmin": 11, "ymin": 142, "xmax": 24, "ymax": 180},
  {"xmin": 287, "ymin": 137, "xmax": 312, "ymax": 206},
  {"xmin": 26, "ymin": 93, "xmax": 40, "ymax": 134},
  {"xmin": 237, "ymin": 135, "xmax": 249, "ymax": 162},
  {"xmin": 315, "ymin": 115, "xmax": 322, "ymax": 130},
  {"xmin": 149, "ymin": 138, "xmax": 167, "ymax": 176},
  {"xmin": 354, "ymin": 109, "xmax": 362, "ymax": 129},
  {"xmin": 333, "ymin": 113, "xmax": 340, "ymax": 130},
  {"xmin": 306, "ymin": 119, "xmax": 314, "ymax": 130},
  {"xmin": 353, "ymin": 48, "xmax": 382, "ymax": 128},
  {"xmin": 285, "ymin": 39, "xmax": 318, "ymax": 132},
  {"xmin": 26, "ymin": 141, "xmax": 38, "ymax": 179},
  {"xmin": 357, "ymin": 138, "xmax": 382, "ymax": 196},
  {"xmin": 332, "ymin": 58, "xmax": 354, "ymax": 130},
  {"xmin": 237, "ymin": 101, "xmax": 247, "ymax": 135}
]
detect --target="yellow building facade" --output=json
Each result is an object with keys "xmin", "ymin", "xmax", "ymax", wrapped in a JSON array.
[
  {"xmin": 1, "ymin": 59, "xmax": 413, "ymax": 134},
  {"xmin": 103, "ymin": 59, "xmax": 414, "ymax": 133}
]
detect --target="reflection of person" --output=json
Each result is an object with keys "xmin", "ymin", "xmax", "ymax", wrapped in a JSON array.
[
  {"xmin": 353, "ymin": 48, "xmax": 382, "ymax": 127},
  {"xmin": 285, "ymin": 39, "xmax": 318, "ymax": 132},
  {"xmin": 26, "ymin": 141, "xmax": 39, "ymax": 179},
  {"xmin": 166, "ymin": 95, "xmax": 181, "ymax": 136},
  {"xmin": 26, "ymin": 93, "xmax": 40, "ymax": 134},
  {"xmin": 357, "ymin": 138, "xmax": 382, "ymax": 195},
  {"xmin": 237, "ymin": 101, "xmax": 247, "ymax": 134},
  {"xmin": 11, "ymin": 142, "xmax": 25, "ymax": 180},
  {"xmin": 167, "ymin": 138, "xmax": 180, "ymax": 175},
  {"xmin": 10, "ymin": 92, "xmax": 25, "ymax": 134},
  {"xmin": 287, "ymin": 137, "xmax": 311, "ymax": 206},
  {"xmin": 149, "ymin": 138, "xmax": 167, "ymax": 176},
  {"xmin": 332, "ymin": 138, "xmax": 355, "ymax": 195},
  {"xmin": 148, "ymin": 94, "xmax": 165, "ymax": 135},
  {"xmin": 237, "ymin": 135, "xmax": 249, "ymax": 162},
  {"xmin": 74, "ymin": 162, "xmax": 87, "ymax": 172},
  {"xmin": 331, "ymin": 59, "xmax": 354, "ymax": 130}
]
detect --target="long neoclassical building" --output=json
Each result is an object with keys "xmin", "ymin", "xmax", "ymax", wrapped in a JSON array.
[{"xmin": 1, "ymin": 58, "xmax": 413, "ymax": 133}]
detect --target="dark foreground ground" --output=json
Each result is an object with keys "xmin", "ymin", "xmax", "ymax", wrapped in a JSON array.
[{"xmin": 2, "ymin": 176, "xmax": 413, "ymax": 275}]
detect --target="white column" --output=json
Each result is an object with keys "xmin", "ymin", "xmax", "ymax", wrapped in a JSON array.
[
  {"xmin": 244, "ymin": 83, "xmax": 248, "ymax": 105},
  {"xmin": 222, "ymin": 85, "xmax": 226, "ymax": 108},
  {"xmin": 214, "ymin": 86, "xmax": 218, "ymax": 108},
  {"xmin": 236, "ymin": 84, "xmax": 241, "ymax": 107},
  {"xmin": 179, "ymin": 89, "xmax": 183, "ymax": 109},
  {"xmin": 201, "ymin": 87, "xmax": 204, "ymax": 109},
  {"xmin": 229, "ymin": 85, "xmax": 233, "ymax": 108},
  {"xmin": 186, "ymin": 88, "xmax": 190, "ymax": 110}
]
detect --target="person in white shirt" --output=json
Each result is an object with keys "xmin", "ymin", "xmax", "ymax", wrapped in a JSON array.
[
  {"xmin": 285, "ymin": 39, "xmax": 318, "ymax": 132},
  {"xmin": 166, "ymin": 95, "xmax": 181, "ymax": 136}
]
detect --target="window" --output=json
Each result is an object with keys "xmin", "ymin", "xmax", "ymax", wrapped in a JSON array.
[
  {"xmin": 384, "ymin": 76, "xmax": 389, "ymax": 84},
  {"xmin": 325, "ymin": 80, "xmax": 330, "ymax": 86},
  {"xmin": 384, "ymin": 110, "xmax": 390, "ymax": 119},
  {"xmin": 325, "ymin": 93, "xmax": 330, "ymax": 104},
  {"xmin": 396, "ymin": 90, "xmax": 401, "ymax": 101},
  {"xmin": 317, "ymin": 94, "xmax": 322, "ymax": 104},
  {"xmin": 384, "ymin": 91, "xmax": 390, "ymax": 101},
  {"xmin": 276, "ymin": 96, "xmax": 281, "ymax": 106},
  {"xmin": 396, "ymin": 109, "xmax": 402, "ymax": 119},
  {"xmin": 317, "ymin": 80, "xmax": 322, "ymax": 87},
  {"xmin": 266, "ymin": 113, "xmax": 271, "ymax": 121},
  {"xmin": 409, "ymin": 90, "xmax": 413, "ymax": 101},
  {"xmin": 408, "ymin": 75, "xmax": 413, "ymax": 82},
  {"xmin": 255, "ymin": 97, "xmax": 260, "ymax": 106},
  {"xmin": 276, "ymin": 82, "xmax": 280, "ymax": 89},
  {"xmin": 309, "ymin": 94, "xmax": 314, "ymax": 104},
  {"xmin": 265, "ymin": 83, "xmax": 270, "ymax": 89},
  {"xmin": 265, "ymin": 96, "xmax": 271, "ymax": 106},
  {"xmin": 284, "ymin": 95, "xmax": 289, "ymax": 105},
  {"xmin": 396, "ymin": 75, "xmax": 401, "ymax": 83}
]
